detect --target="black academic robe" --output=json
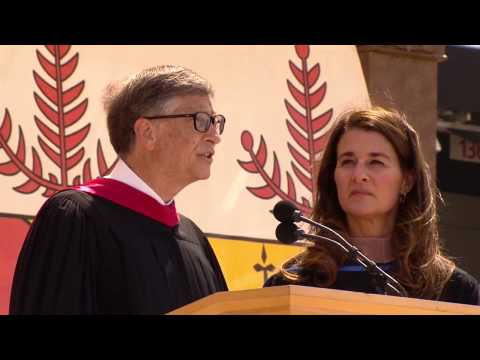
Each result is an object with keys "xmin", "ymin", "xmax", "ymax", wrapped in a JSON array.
[
  {"xmin": 9, "ymin": 187, "xmax": 228, "ymax": 315},
  {"xmin": 264, "ymin": 260, "xmax": 480, "ymax": 306}
]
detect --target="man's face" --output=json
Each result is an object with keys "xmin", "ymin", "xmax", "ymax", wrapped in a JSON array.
[{"xmin": 150, "ymin": 94, "xmax": 221, "ymax": 187}]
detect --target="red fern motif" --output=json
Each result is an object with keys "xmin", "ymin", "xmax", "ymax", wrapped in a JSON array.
[
  {"xmin": 0, "ymin": 45, "xmax": 117, "ymax": 197},
  {"xmin": 238, "ymin": 45, "xmax": 333, "ymax": 215}
]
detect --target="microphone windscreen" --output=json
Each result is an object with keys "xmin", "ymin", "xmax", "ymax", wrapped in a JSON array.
[
  {"xmin": 275, "ymin": 222, "xmax": 299, "ymax": 244},
  {"xmin": 272, "ymin": 201, "xmax": 298, "ymax": 222}
]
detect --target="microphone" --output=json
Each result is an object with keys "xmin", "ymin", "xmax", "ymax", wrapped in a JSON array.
[
  {"xmin": 272, "ymin": 200, "xmax": 302, "ymax": 223},
  {"xmin": 273, "ymin": 201, "xmax": 348, "ymax": 247},
  {"xmin": 271, "ymin": 200, "xmax": 409, "ymax": 297},
  {"xmin": 275, "ymin": 221, "xmax": 301, "ymax": 244}
]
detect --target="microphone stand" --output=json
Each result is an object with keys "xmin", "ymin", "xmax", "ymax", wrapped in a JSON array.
[{"xmin": 289, "ymin": 213, "xmax": 409, "ymax": 298}]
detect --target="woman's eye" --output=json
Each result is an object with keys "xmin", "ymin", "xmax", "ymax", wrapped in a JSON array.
[
  {"xmin": 370, "ymin": 160, "xmax": 384, "ymax": 166},
  {"xmin": 340, "ymin": 159, "xmax": 354, "ymax": 166}
]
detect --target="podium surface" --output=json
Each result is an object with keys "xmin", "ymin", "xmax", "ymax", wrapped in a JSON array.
[{"xmin": 169, "ymin": 285, "xmax": 480, "ymax": 315}]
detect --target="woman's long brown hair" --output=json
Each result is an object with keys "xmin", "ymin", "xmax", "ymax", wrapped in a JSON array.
[{"xmin": 280, "ymin": 107, "xmax": 455, "ymax": 300}]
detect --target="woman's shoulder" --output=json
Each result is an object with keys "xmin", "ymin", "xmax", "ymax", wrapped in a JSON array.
[{"xmin": 440, "ymin": 266, "xmax": 480, "ymax": 306}]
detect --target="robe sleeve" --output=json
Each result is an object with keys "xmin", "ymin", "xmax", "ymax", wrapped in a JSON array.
[
  {"xmin": 178, "ymin": 215, "xmax": 228, "ymax": 292},
  {"xmin": 198, "ymin": 231, "xmax": 229, "ymax": 291},
  {"xmin": 9, "ymin": 191, "xmax": 102, "ymax": 314}
]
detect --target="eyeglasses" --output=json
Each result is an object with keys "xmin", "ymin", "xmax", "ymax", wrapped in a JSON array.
[{"xmin": 143, "ymin": 112, "xmax": 226, "ymax": 135}]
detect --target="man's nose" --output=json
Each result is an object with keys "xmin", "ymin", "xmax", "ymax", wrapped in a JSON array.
[{"xmin": 206, "ymin": 124, "xmax": 221, "ymax": 144}]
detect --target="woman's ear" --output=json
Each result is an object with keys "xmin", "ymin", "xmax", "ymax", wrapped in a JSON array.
[{"xmin": 402, "ymin": 170, "xmax": 415, "ymax": 194}]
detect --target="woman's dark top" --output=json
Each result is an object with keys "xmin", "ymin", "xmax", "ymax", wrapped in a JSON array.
[{"xmin": 264, "ymin": 260, "xmax": 480, "ymax": 305}]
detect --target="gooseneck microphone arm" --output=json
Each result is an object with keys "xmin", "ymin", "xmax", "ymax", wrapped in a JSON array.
[
  {"xmin": 299, "ymin": 231, "xmax": 351, "ymax": 254},
  {"xmin": 272, "ymin": 201, "xmax": 409, "ymax": 297},
  {"xmin": 276, "ymin": 222, "xmax": 350, "ymax": 252},
  {"xmin": 301, "ymin": 215, "xmax": 408, "ymax": 297}
]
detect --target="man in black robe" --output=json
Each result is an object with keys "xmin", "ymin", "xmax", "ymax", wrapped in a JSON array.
[{"xmin": 9, "ymin": 65, "xmax": 228, "ymax": 314}]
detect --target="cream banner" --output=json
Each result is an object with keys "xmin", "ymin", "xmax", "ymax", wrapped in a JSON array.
[{"xmin": 0, "ymin": 45, "xmax": 370, "ymax": 240}]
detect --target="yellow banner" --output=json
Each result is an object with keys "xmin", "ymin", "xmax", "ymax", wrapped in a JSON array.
[{"xmin": 208, "ymin": 237, "xmax": 303, "ymax": 290}]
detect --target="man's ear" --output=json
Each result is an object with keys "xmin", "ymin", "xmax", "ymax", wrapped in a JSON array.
[
  {"xmin": 402, "ymin": 170, "xmax": 415, "ymax": 194},
  {"xmin": 133, "ymin": 117, "xmax": 156, "ymax": 151}
]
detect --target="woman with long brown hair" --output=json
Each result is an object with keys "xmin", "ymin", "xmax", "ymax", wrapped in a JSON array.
[{"xmin": 265, "ymin": 107, "xmax": 479, "ymax": 304}]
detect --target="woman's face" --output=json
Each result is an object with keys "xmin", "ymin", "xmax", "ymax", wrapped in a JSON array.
[{"xmin": 334, "ymin": 129, "xmax": 412, "ymax": 223}]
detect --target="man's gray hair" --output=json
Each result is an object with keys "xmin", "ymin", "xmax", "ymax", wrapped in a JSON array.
[{"xmin": 104, "ymin": 65, "xmax": 213, "ymax": 155}]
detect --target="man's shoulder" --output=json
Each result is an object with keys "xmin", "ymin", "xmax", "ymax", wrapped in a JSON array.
[
  {"xmin": 38, "ymin": 189, "xmax": 106, "ymax": 220},
  {"xmin": 178, "ymin": 214, "xmax": 203, "ymax": 233},
  {"xmin": 41, "ymin": 189, "xmax": 93, "ymax": 210}
]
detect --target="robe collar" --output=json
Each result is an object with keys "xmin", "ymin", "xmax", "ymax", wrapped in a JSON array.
[{"xmin": 74, "ymin": 178, "xmax": 180, "ymax": 228}]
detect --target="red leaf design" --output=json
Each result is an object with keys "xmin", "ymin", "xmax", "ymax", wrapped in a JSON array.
[
  {"xmin": 285, "ymin": 100, "xmax": 307, "ymax": 131},
  {"xmin": 307, "ymin": 64, "xmax": 320, "ymax": 88},
  {"xmin": 295, "ymin": 45, "xmax": 309, "ymax": 59},
  {"xmin": 271, "ymin": 153, "xmax": 281, "ymax": 186},
  {"xmin": 247, "ymin": 184, "xmax": 277, "ymax": 199},
  {"xmin": 33, "ymin": 46, "xmax": 91, "ymax": 186},
  {"xmin": 14, "ymin": 178, "xmax": 41, "ymax": 194},
  {"xmin": 59, "ymin": 46, "xmax": 71, "ymax": 59},
  {"xmin": 237, "ymin": 159, "xmax": 258, "ymax": 173},
  {"xmin": 36, "ymin": 50, "xmax": 57, "ymax": 81},
  {"xmin": 96, "ymin": 141, "xmax": 118, "ymax": 177},
  {"xmin": 31, "ymin": 147, "xmax": 43, "ymax": 176},
  {"xmin": 60, "ymin": 54, "xmax": 79, "ymax": 81},
  {"xmin": 237, "ymin": 45, "xmax": 328, "ymax": 215},
  {"xmin": 286, "ymin": 172, "xmax": 297, "ymax": 201},
  {"xmin": 46, "ymin": 45, "xmax": 71, "ymax": 59},
  {"xmin": 42, "ymin": 188, "xmax": 58, "ymax": 197},
  {"xmin": 45, "ymin": 45, "xmax": 56, "ymax": 57},
  {"xmin": 255, "ymin": 136, "xmax": 268, "ymax": 168},
  {"xmin": 102, "ymin": 157, "xmax": 118, "ymax": 177},
  {"xmin": 64, "ymin": 99, "xmax": 88, "ymax": 127},
  {"xmin": 286, "ymin": 120, "xmax": 308, "ymax": 153},
  {"xmin": 65, "ymin": 124, "xmax": 90, "ymax": 152},
  {"xmin": 16, "ymin": 128, "xmax": 26, "ymax": 163},
  {"xmin": 291, "ymin": 162, "xmax": 312, "ymax": 192},
  {"xmin": 38, "ymin": 137, "xmax": 61, "ymax": 166},
  {"xmin": 302, "ymin": 197, "xmax": 310, "ymax": 208},
  {"xmin": 287, "ymin": 142, "xmax": 310, "ymax": 173},
  {"xmin": 97, "ymin": 140, "xmax": 108, "ymax": 175},
  {"xmin": 34, "ymin": 93, "xmax": 59, "ymax": 126},
  {"xmin": 72, "ymin": 176, "xmax": 81, "ymax": 185},
  {"xmin": 313, "ymin": 129, "xmax": 332, "ymax": 153},
  {"xmin": 289, "ymin": 61, "xmax": 304, "ymax": 86},
  {"xmin": 49, "ymin": 173, "xmax": 58, "ymax": 184},
  {"xmin": 241, "ymin": 130, "xmax": 254, "ymax": 151},
  {"xmin": 287, "ymin": 80, "xmax": 306, "ymax": 109},
  {"xmin": 62, "ymin": 81, "xmax": 84, "ymax": 106},
  {"xmin": 34, "ymin": 116, "xmax": 60, "ymax": 148},
  {"xmin": 312, "ymin": 109, "xmax": 333, "ymax": 133},
  {"xmin": 82, "ymin": 158, "xmax": 92, "ymax": 183},
  {"xmin": 66, "ymin": 148, "xmax": 84, "ymax": 170},
  {"xmin": 0, "ymin": 161, "xmax": 19, "ymax": 175},
  {"xmin": 1, "ymin": 109, "xmax": 12, "ymax": 141},
  {"xmin": 308, "ymin": 83, "xmax": 327, "ymax": 110},
  {"xmin": 33, "ymin": 71, "xmax": 57, "ymax": 105}
]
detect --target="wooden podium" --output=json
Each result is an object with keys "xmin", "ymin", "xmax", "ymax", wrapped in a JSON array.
[{"xmin": 169, "ymin": 285, "xmax": 480, "ymax": 315}]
